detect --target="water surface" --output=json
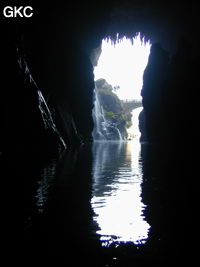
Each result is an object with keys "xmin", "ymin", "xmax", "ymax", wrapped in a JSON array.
[{"xmin": 91, "ymin": 139, "xmax": 150, "ymax": 246}]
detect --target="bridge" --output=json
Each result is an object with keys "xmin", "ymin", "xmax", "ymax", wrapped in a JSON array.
[{"xmin": 122, "ymin": 99, "xmax": 142, "ymax": 112}]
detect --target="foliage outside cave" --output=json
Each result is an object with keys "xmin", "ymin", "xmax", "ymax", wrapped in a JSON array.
[{"xmin": 95, "ymin": 78, "xmax": 142, "ymax": 139}]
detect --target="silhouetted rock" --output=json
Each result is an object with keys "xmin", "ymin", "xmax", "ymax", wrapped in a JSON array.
[
  {"xmin": 138, "ymin": 109, "xmax": 147, "ymax": 142},
  {"xmin": 141, "ymin": 43, "xmax": 170, "ymax": 143}
]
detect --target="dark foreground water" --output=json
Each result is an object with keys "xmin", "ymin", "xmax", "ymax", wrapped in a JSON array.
[{"xmin": 23, "ymin": 139, "xmax": 199, "ymax": 266}]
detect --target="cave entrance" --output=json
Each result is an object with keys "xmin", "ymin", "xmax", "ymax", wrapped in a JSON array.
[
  {"xmin": 91, "ymin": 33, "xmax": 152, "ymax": 246},
  {"xmin": 92, "ymin": 33, "xmax": 151, "ymax": 141}
]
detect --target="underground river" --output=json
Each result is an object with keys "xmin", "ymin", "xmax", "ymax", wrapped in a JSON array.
[{"xmin": 24, "ymin": 108, "xmax": 185, "ymax": 266}]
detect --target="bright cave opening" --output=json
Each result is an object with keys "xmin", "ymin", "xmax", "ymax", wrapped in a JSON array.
[
  {"xmin": 91, "ymin": 33, "xmax": 152, "ymax": 247},
  {"xmin": 92, "ymin": 33, "xmax": 151, "ymax": 141}
]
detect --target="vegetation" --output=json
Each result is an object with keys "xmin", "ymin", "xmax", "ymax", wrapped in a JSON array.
[{"xmin": 95, "ymin": 78, "xmax": 142, "ymax": 138}]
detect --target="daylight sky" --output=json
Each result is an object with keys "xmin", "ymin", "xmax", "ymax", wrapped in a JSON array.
[{"xmin": 94, "ymin": 34, "xmax": 151, "ymax": 100}]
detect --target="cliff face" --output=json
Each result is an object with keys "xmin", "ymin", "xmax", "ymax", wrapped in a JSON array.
[{"xmin": 95, "ymin": 79, "xmax": 128, "ymax": 139}]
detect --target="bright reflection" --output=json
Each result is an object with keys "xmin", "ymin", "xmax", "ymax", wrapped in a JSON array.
[
  {"xmin": 94, "ymin": 33, "xmax": 151, "ymax": 100},
  {"xmin": 91, "ymin": 140, "xmax": 150, "ymax": 247}
]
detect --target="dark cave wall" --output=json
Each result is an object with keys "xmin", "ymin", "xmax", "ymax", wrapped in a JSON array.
[
  {"xmin": 141, "ymin": 43, "xmax": 170, "ymax": 143},
  {"xmin": 2, "ymin": 2, "xmax": 113, "ymax": 156},
  {"xmin": 140, "ymin": 38, "xmax": 199, "ymax": 146},
  {"xmin": 19, "ymin": 2, "xmax": 113, "ymax": 148},
  {"xmin": 1, "ymin": 28, "xmax": 65, "ymax": 160}
]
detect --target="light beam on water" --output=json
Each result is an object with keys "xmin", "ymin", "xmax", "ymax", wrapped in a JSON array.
[{"xmin": 91, "ymin": 139, "xmax": 150, "ymax": 247}]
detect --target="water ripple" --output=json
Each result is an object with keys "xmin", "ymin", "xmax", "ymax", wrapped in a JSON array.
[{"xmin": 91, "ymin": 140, "xmax": 150, "ymax": 246}]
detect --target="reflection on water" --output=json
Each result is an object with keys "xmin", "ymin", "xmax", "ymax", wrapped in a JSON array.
[
  {"xmin": 36, "ymin": 160, "xmax": 57, "ymax": 213},
  {"xmin": 91, "ymin": 139, "xmax": 150, "ymax": 247}
]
